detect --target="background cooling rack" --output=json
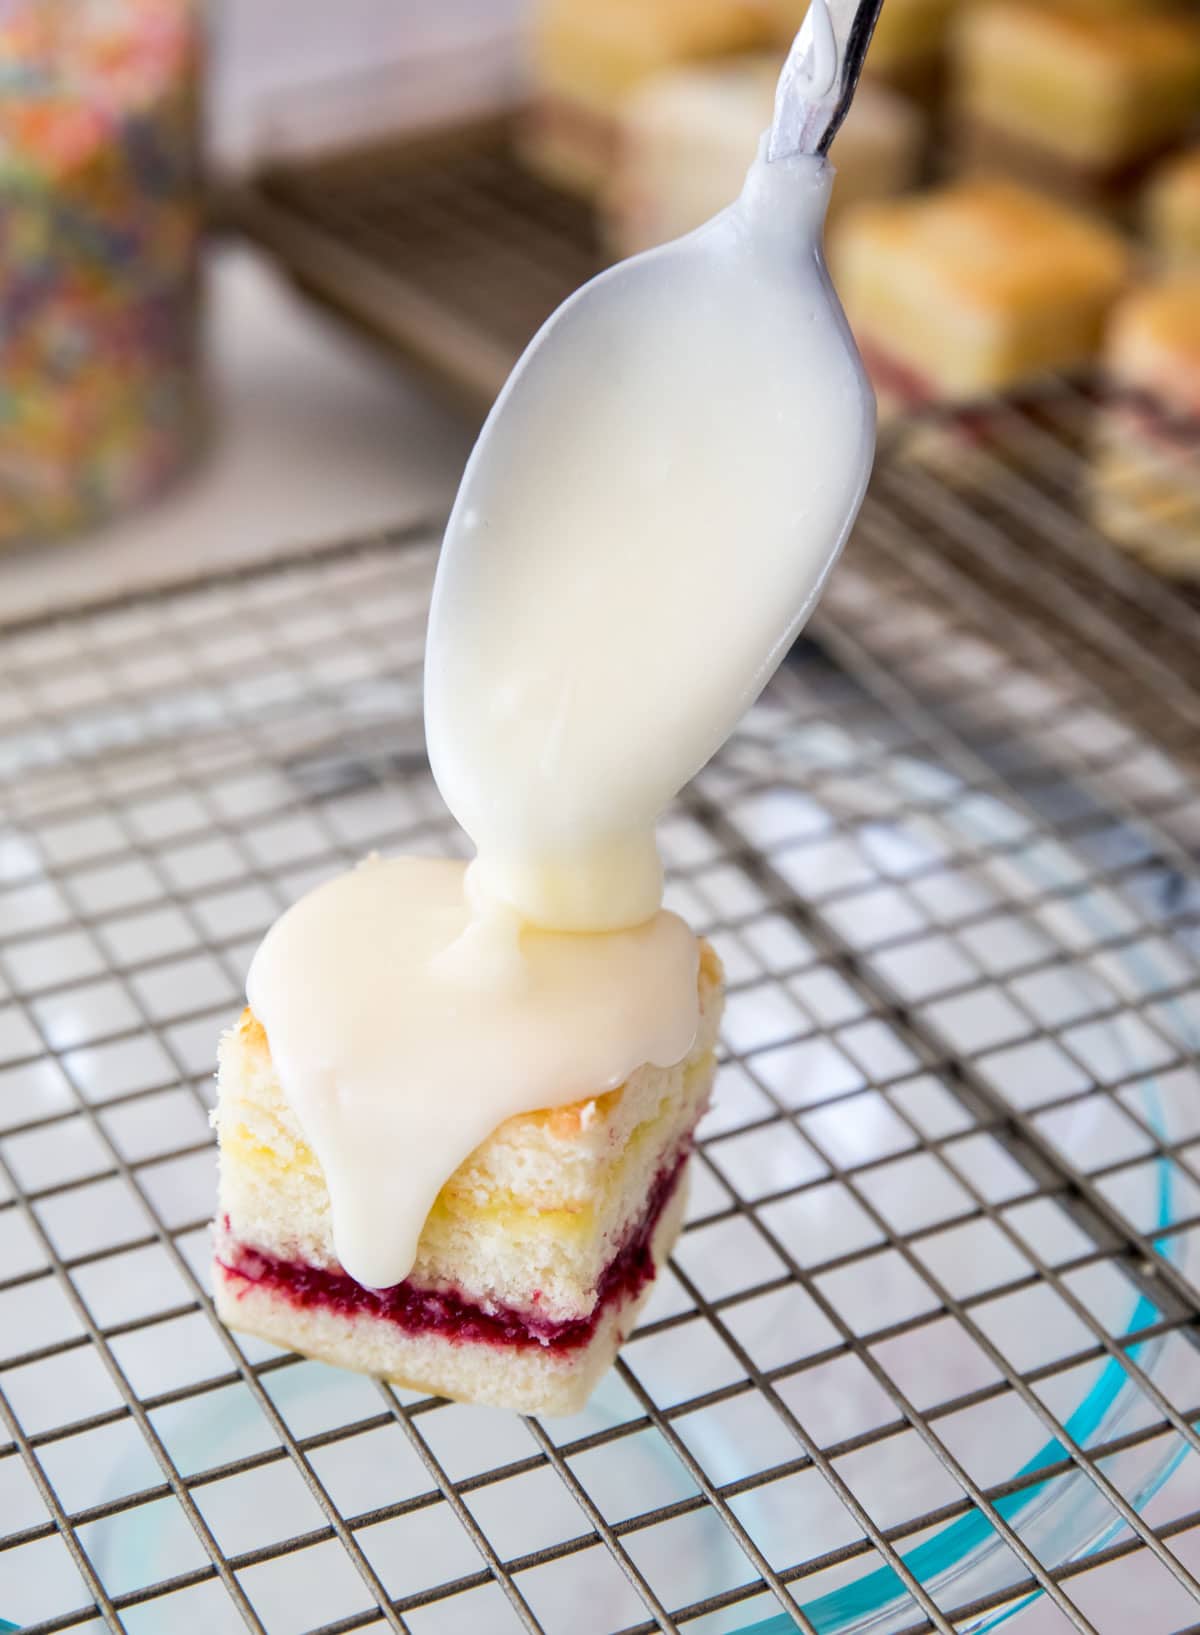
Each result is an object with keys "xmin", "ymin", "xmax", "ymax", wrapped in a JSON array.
[{"xmin": 1, "ymin": 408, "xmax": 1199, "ymax": 1634}]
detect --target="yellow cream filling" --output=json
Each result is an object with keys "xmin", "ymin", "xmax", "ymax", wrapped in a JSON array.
[{"xmin": 224, "ymin": 1050, "xmax": 715, "ymax": 1249}]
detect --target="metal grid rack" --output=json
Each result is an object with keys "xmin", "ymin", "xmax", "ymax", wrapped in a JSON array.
[{"xmin": 1, "ymin": 403, "xmax": 1200, "ymax": 1635}]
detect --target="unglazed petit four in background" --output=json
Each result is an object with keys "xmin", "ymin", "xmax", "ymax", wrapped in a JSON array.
[
  {"xmin": 1091, "ymin": 278, "xmax": 1200, "ymax": 579},
  {"xmin": 212, "ymin": 17, "xmax": 877, "ymax": 1420},
  {"xmin": 1145, "ymin": 148, "xmax": 1200, "ymax": 276},
  {"xmin": 829, "ymin": 179, "xmax": 1131, "ymax": 412},
  {"xmin": 214, "ymin": 931, "xmax": 724, "ymax": 1416},
  {"xmin": 604, "ymin": 55, "xmax": 923, "ymax": 260},
  {"xmin": 519, "ymin": 0, "xmax": 772, "ymax": 195}
]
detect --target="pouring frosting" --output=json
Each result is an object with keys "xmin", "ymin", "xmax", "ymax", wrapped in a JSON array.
[{"xmin": 245, "ymin": 107, "xmax": 875, "ymax": 1290}]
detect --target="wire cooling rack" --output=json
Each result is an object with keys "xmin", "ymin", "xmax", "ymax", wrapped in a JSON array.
[{"xmin": 1, "ymin": 404, "xmax": 1200, "ymax": 1635}]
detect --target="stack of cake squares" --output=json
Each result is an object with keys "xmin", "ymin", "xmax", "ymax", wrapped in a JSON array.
[{"xmin": 521, "ymin": 0, "xmax": 1200, "ymax": 575}]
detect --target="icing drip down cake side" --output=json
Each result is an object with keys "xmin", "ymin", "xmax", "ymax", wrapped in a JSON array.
[{"xmin": 213, "ymin": 945, "xmax": 723, "ymax": 1415}]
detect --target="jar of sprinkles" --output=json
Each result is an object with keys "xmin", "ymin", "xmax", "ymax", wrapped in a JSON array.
[{"xmin": 0, "ymin": 0, "xmax": 203, "ymax": 547}]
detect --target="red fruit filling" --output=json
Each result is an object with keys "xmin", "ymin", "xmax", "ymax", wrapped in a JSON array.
[{"xmin": 217, "ymin": 1151, "xmax": 687, "ymax": 1352}]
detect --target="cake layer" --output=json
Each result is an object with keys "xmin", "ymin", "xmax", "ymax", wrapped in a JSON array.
[
  {"xmin": 855, "ymin": 341, "xmax": 938, "ymax": 416},
  {"xmin": 531, "ymin": 0, "xmax": 769, "ymax": 110},
  {"xmin": 953, "ymin": 3, "xmax": 1200, "ymax": 173},
  {"xmin": 215, "ymin": 943, "xmax": 723, "ymax": 1323},
  {"xmin": 831, "ymin": 181, "xmax": 1130, "ymax": 398},
  {"xmin": 214, "ymin": 1163, "xmax": 689, "ymax": 1416}
]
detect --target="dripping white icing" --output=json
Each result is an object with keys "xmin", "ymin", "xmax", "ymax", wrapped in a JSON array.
[
  {"xmin": 245, "ymin": 141, "xmax": 874, "ymax": 1290},
  {"xmin": 246, "ymin": 858, "xmax": 698, "ymax": 1289}
]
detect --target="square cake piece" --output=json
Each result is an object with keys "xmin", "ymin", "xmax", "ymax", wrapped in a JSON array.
[
  {"xmin": 829, "ymin": 179, "xmax": 1130, "ymax": 410},
  {"xmin": 952, "ymin": 2, "xmax": 1200, "ymax": 202},
  {"xmin": 1091, "ymin": 278, "xmax": 1200, "ymax": 578},
  {"xmin": 1145, "ymin": 148, "xmax": 1200, "ymax": 277},
  {"xmin": 520, "ymin": 0, "xmax": 771, "ymax": 196},
  {"xmin": 213, "ymin": 944, "xmax": 723, "ymax": 1415},
  {"xmin": 604, "ymin": 55, "xmax": 923, "ymax": 260}
]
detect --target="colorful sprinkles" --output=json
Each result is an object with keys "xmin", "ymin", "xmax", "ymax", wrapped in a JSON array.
[{"xmin": 0, "ymin": 0, "xmax": 202, "ymax": 546}]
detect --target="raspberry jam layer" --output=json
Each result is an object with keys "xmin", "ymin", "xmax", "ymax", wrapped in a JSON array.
[{"xmin": 217, "ymin": 1152, "xmax": 687, "ymax": 1353}]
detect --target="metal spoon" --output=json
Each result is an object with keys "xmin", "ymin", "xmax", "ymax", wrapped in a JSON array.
[{"xmin": 769, "ymin": 0, "xmax": 888, "ymax": 161}]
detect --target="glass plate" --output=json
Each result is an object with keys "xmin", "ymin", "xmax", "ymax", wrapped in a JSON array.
[{"xmin": 79, "ymin": 710, "xmax": 1197, "ymax": 1635}]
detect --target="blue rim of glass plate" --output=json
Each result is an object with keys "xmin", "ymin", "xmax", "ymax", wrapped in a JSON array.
[
  {"xmin": 733, "ymin": 1146, "xmax": 1179, "ymax": 1635},
  {"xmin": 727, "ymin": 785, "xmax": 1195, "ymax": 1635}
]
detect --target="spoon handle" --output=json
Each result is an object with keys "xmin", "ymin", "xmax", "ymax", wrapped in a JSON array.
[{"xmin": 768, "ymin": 0, "xmax": 888, "ymax": 163}]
